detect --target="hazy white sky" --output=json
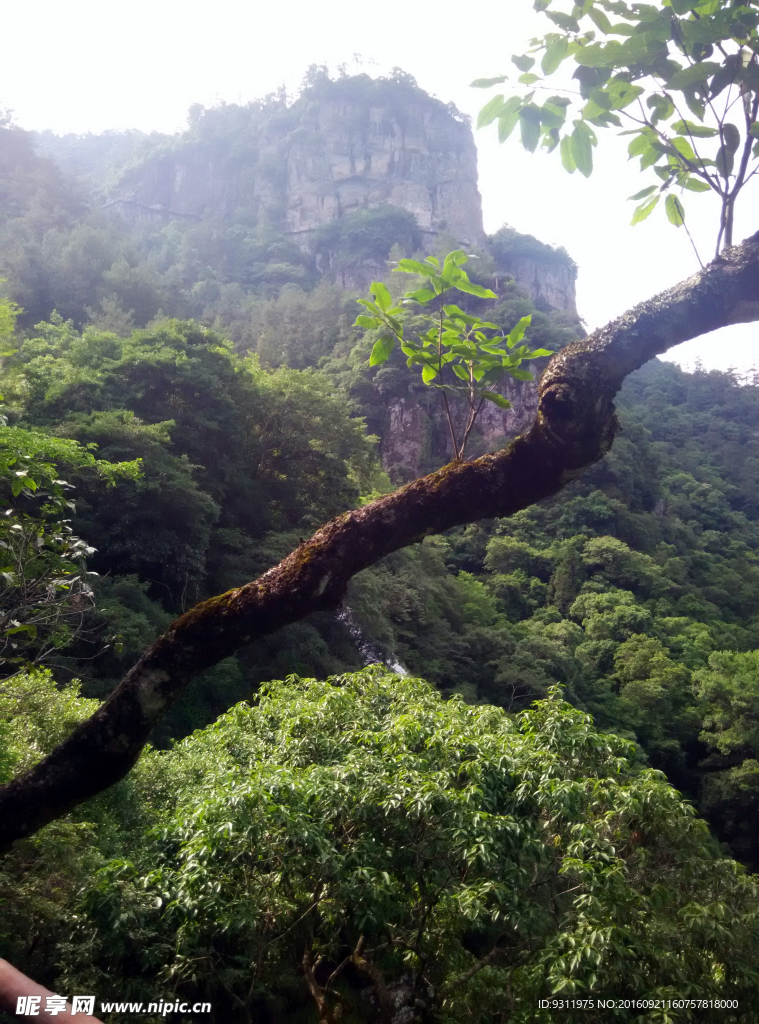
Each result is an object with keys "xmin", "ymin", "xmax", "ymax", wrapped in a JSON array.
[{"xmin": 3, "ymin": 0, "xmax": 757, "ymax": 372}]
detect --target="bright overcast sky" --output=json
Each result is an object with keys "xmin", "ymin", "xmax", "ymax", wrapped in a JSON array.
[{"xmin": 3, "ymin": 0, "xmax": 757, "ymax": 372}]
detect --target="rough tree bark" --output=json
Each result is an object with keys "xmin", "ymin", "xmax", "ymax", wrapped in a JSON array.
[{"xmin": 1, "ymin": 234, "xmax": 758, "ymax": 853}]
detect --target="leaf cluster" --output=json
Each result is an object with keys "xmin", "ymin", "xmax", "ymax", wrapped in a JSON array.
[
  {"xmin": 355, "ymin": 252, "xmax": 551, "ymax": 460},
  {"xmin": 0, "ymin": 427, "xmax": 140, "ymax": 675},
  {"xmin": 22, "ymin": 669, "xmax": 759, "ymax": 1023},
  {"xmin": 476, "ymin": 0, "xmax": 759, "ymax": 251}
]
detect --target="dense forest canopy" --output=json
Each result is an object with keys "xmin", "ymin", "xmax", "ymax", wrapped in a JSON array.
[{"xmin": 2, "ymin": 58, "xmax": 759, "ymax": 1022}]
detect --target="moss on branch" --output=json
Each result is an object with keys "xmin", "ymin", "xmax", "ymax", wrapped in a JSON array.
[{"xmin": 2, "ymin": 232, "xmax": 759, "ymax": 851}]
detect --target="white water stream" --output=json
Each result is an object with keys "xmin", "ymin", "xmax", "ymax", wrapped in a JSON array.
[{"xmin": 336, "ymin": 605, "xmax": 408, "ymax": 676}]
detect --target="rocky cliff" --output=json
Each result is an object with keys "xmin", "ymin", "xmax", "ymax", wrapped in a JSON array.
[
  {"xmin": 379, "ymin": 226, "xmax": 578, "ymax": 481},
  {"xmin": 107, "ymin": 74, "xmax": 485, "ymax": 254},
  {"xmin": 100, "ymin": 73, "xmax": 578, "ymax": 480},
  {"xmin": 382, "ymin": 373, "xmax": 541, "ymax": 480},
  {"xmin": 281, "ymin": 92, "xmax": 484, "ymax": 248},
  {"xmin": 490, "ymin": 226, "xmax": 577, "ymax": 313},
  {"xmin": 104, "ymin": 75, "xmax": 575, "ymax": 308},
  {"xmin": 495, "ymin": 255, "xmax": 576, "ymax": 312}
]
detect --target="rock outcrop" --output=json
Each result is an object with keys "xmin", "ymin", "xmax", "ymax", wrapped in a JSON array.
[
  {"xmin": 282, "ymin": 96, "xmax": 484, "ymax": 248},
  {"xmin": 496, "ymin": 255, "xmax": 576, "ymax": 313},
  {"xmin": 107, "ymin": 76, "xmax": 485, "ymax": 254},
  {"xmin": 490, "ymin": 227, "xmax": 577, "ymax": 314},
  {"xmin": 101, "ymin": 74, "xmax": 578, "ymax": 481},
  {"xmin": 382, "ymin": 375, "xmax": 540, "ymax": 481}
]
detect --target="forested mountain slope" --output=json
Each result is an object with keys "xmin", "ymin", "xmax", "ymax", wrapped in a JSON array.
[
  {"xmin": 2, "ymin": 70, "xmax": 759, "ymax": 864},
  {"xmin": 4, "ymin": 72, "xmax": 575, "ymax": 325},
  {"xmin": 3, "ymin": 68, "xmax": 759, "ymax": 1022}
]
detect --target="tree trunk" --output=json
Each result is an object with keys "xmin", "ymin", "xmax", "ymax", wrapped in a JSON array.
[{"xmin": 1, "ymin": 233, "xmax": 759, "ymax": 853}]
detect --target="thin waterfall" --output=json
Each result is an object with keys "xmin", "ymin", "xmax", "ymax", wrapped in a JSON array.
[{"xmin": 336, "ymin": 605, "xmax": 408, "ymax": 676}]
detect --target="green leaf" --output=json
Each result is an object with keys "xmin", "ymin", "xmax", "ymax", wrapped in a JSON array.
[
  {"xmin": 647, "ymin": 93, "xmax": 675, "ymax": 125},
  {"xmin": 421, "ymin": 364, "xmax": 439, "ymax": 384},
  {"xmin": 749, "ymin": 122, "xmax": 759, "ymax": 140},
  {"xmin": 672, "ymin": 119, "xmax": 718, "ymax": 138},
  {"xmin": 512, "ymin": 54, "xmax": 535, "ymax": 73},
  {"xmin": 640, "ymin": 144, "xmax": 664, "ymax": 170},
  {"xmin": 451, "ymin": 364, "xmax": 470, "ymax": 381},
  {"xmin": 395, "ymin": 259, "xmax": 434, "ymax": 276},
  {"xmin": 507, "ymin": 315, "xmax": 532, "ymax": 348},
  {"xmin": 498, "ymin": 109, "xmax": 522, "ymax": 142},
  {"xmin": 665, "ymin": 193, "xmax": 686, "ymax": 227},
  {"xmin": 681, "ymin": 176, "xmax": 711, "ymax": 192},
  {"xmin": 546, "ymin": 93, "xmax": 571, "ymax": 109},
  {"xmin": 683, "ymin": 87, "xmax": 706, "ymax": 121},
  {"xmin": 371, "ymin": 281, "xmax": 393, "ymax": 311},
  {"xmin": 542, "ymin": 38, "xmax": 569, "ymax": 75},
  {"xmin": 588, "ymin": 7, "xmax": 613, "ymax": 33},
  {"xmin": 471, "ymin": 76, "xmax": 508, "ymax": 88},
  {"xmin": 573, "ymin": 64, "xmax": 610, "ymax": 98},
  {"xmin": 670, "ymin": 0, "xmax": 695, "ymax": 13},
  {"xmin": 455, "ymin": 280, "xmax": 498, "ymax": 299},
  {"xmin": 722, "ymin": 123, "xmax": 740, "ymax": 154},
  {"xmin": 415, "ymin": 350, "xmax": 439, "ymax": 365},
  {"xmin": 574, "ymin": 42, "xmax": 623, "ymax": 67},
  {"xmin": 355, "ymin": 315, "xmax": 380, "ymax": 329},
  {"xmin": 5, "ymin": 624, "xmax": 38, "ymax": 637},
  {"xmin": 482, "ymin": 391, "xmax": 512, "ymax": 409},
  {"xmin": 606, "ymin": 81, "xmax": 644, "ymax": 110},
  {"xmin": 670, "ymin": 136, "xmax": 696, "ymax": 162},
  {"xmin": 629, "ymin": 185, "xmax": 658, "ymax": 200},
  {"xmin": 477, "ymin": 95, "xmax": 505, "ymax": 129},
  {"xmin": 666, "ymin": 62, "xmax": 720, "ymax": 89},
  {"xmin": 709, "ymin": 56, "xmax": 741, "ymax": 99},
  {"xmin": 570, "ymin": 126, "xmax": 594, "ymax": 177},
  {"xmin": 443, "ymin": 304, "xmax": 478, "ymax": 323},
  {"xmin": 498, "ymin": 95, "xmax": 523, "ymax": 120},
  {"xmin": 631, "ymin": 194, "xmax": 660, "ymax": 224},
  {"xmin": 519, "ymin": 73, "xmax": 542, "ymax": 85},
  {"xmin": 560, "ymin": 135, "xmax": 577, "ymax": 173},
  {"xmin": 520, "ymin": 105, "xmax": 542, "ymax": 152},
  {"xmin": 369, "ymin": 336, "xmax": 394, "ymax": 367},
  {"xmin": 405, "ymin": 288, "xmax": 435, "ymax": 304},
  {"xmin": 583, "ymin": 103, "xmax": 612, "ymax": 122},
  {"xmin": 582, "ymin": 87, "xmax": 611, "ymax": 119},
  {"xmin": 545, "ymin": 9, "xmax": 580, "ymax": 31},
  {"xmin": 628, "ymin": 132, "xmax": 655, "ymax": 158},
  {"xmin": 715, "ymin": 145, "xmax": 734, "ymax": 178}
]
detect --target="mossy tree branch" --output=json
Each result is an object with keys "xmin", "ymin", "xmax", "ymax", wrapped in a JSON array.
[{"xmin": 2, "ymin": 233, "xmax": 759, "ymax": 853}]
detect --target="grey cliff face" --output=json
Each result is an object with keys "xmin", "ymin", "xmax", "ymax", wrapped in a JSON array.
[
  {"xmin": 108, "ymin": 153, "xmax": 249, "ymax": 220},
  {"xmin": 382, "ymin": 374, "xmax": 541, "ymax": 482},
  {"xmin": 497, "ymin": 257, "xmax": 576, "ymax": 313},
  {"xmin": 107, "ymin": 90, "xmax": 485, "ymax": 254},
  {"xmin": 283, "ymin": 100, "xmax": 485, "ymax": 248}
]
